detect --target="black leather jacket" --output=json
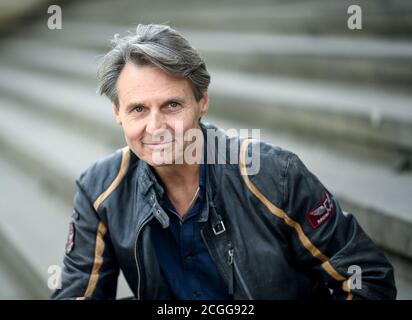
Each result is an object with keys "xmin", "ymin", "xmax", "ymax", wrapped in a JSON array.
[{"xmin": 51, "ymin": 122, "xmax": 396, "ymax": 300}]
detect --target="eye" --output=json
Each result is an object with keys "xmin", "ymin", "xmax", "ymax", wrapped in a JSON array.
[
  {"xmin": 133, "ymin": 105, "xmax": 144, "ymax": 113},
  {"xmin": 169, "ymin": 101, "xmax": 179, "ymax": 108},
  {"xmin": 167, "ymin": 101, "xmax": 183, "ymax": 112}
]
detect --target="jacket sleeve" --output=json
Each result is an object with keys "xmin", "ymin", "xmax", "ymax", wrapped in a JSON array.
[
  {"xmin": 283, "ymin": 152, "xmax": 397, "ymax": 300},
  {"xmin": 50, "ymin": 180, "xmax": 119, "ymax": 300}
]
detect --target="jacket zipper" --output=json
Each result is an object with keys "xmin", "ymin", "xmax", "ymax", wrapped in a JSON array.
[
  {"xmin": 134, "ymin": 214, "xmax": 154, "ymax": 300},
  {"xmin": 200, "ymin": 228, "xmax": 253, "ymax": 299},
  {"xmin": 200, "ymin": 228, "xmax": 235, "ymax": 297},
  {"xmin": 227, "ymin": 242, "xmax": 253, "ymax": 300},
  {"xmin": 227, "ymin": 247, "xmax": 234, "ymax": 295}
]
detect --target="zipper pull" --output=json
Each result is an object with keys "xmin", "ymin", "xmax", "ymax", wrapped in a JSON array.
[
  {"xmin": 228, "ymin": 248, "xmax": 234, "ymax": 265},
  {"xmin": 227, "ymin": 245, "xmax": 234, "ymax": 296}
]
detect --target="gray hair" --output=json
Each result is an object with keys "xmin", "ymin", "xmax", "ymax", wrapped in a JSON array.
[{"xmin": 97, "ymin": 24, "xmax": 211, "ymax": 106}]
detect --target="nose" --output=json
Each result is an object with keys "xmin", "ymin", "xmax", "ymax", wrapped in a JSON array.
[{"xmin": 145, "ymin": 110, "xmax": 165, "ymax": 136}]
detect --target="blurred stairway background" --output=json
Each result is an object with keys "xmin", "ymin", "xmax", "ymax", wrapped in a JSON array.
[{"xmin": 0, "ymin": 0, "xmax": 411, "ymax": 299}]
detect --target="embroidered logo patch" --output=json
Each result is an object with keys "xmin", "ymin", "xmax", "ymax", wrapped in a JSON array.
[
  {"xmin": 66, "ymin": 222, "xmax": 75, "ymax": 254},
  {"xmin": 307, "ymin": 192, "xmax": 335, "ymax": 229}
]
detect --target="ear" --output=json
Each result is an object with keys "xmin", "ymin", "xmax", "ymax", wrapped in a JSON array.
[
  {"xmin": 198, "ymin": 91, "xmax": 209, "ymax": 118},
  {"xmin": 112, "ymin": 104, "xmax": 122, "ymax": 125}
]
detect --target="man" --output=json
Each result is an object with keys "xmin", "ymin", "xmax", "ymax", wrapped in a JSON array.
[{"xmin": 51, "ymin": 24, "xmax": 396, "ymax": 300}]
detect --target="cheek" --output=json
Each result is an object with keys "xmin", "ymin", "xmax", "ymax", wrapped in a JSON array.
[
  {"xmin": 122, "ymin": 120, "xmax": 145, "ymax": 142},
  {"xmin": 179, "ymin": 106, "xmax": 200, "ymax": 126}
]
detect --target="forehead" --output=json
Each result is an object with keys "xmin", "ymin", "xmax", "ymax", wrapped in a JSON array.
[{"xmin": 116, "ymin": 63, "xmax": 193, "ymax": 106}]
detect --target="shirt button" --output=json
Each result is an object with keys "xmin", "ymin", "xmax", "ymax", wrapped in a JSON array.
[{"xmin": 193, "ymin": 291, "xmax": 201, "ymax": 298}]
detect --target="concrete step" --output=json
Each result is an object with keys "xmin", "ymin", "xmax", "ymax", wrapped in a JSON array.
[
  {"xmin": 383, "ymin": 251, "xmax": 412, "ymax": 300},
  {"xmin": 19, "ymin": 20, "xmax": 412, "ymax": 65},
  {"xmin": 0, "ymin": 247, "xmax": 35, "ymax": 299},
  {"xmin": 0, "ymin": 94, "xmax": 113, "ymax": 204},
  {"xmin": 191, "ymin": 34, "xmax": 412, "ymax": 91},
  {"xmin": 0, "ymin": 98, "xmax": 133, "ymax": 299},
  {"xmin": 59, "ymin": 0, "xmax": 412, "ymax": 37},
  {"xmin": 0, "ymin": 64, "xmax": 122, "ymax": 150},
  {"xmin": 11, "ymin": 26, "xmax": 412, "ymax": 60},
  {"xmin": 0, "ymin": 155, "xmax": 70, "ymax": 299},
  {"xmin": 209, "ymin": 69, "xmax": 412, "ymax": 154},
  {"xmin": 4, "ymin": 31, "xmax": 412, "ymax": 91}
]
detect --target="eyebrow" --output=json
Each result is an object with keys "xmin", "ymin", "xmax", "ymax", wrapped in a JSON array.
[{"xmin": 126, "ymin": 97, "xmax": 186, "ymax": 111}]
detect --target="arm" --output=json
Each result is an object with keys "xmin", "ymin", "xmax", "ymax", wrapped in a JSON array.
[
  {"xmin": 284, "ymin": 153, "xmax": 396, "ymax": 300},
  {"xmin": 50, "ymin": 180, "xmax": 119, "ymax": 300}
]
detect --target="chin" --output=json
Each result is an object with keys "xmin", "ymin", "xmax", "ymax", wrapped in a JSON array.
[
  {"xmin": 148, "ymin": 162, "xmax": 174, "ymax": 168},
  {"xmin": 143, "ymin": 150, "xmax": 176, "ymax": 167},
  {"xmin": 129, "ymin": 142, "xmax": 184, "ymax": 166}
]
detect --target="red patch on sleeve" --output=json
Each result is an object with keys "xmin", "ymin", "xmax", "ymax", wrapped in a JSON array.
[
  {"xmin": 66, "ymin": 222, "xmax": 75, "ymax": 254},
  {"xmin": 307, "ymin": 192, "xmax": 335, "ymax": 229}
]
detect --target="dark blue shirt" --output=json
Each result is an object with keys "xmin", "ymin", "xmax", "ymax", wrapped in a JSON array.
[{"xmin": 150, "ymin": 164, "xmax": 231, "ymax": 300}]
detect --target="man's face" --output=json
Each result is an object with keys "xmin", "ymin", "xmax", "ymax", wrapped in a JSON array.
[{"xmin": 113, "ymin": 63, "xmax": 209, "ymax": 167}]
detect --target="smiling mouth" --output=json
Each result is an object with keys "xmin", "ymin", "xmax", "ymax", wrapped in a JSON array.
[
  {"xmin": 143, "ymin": 140, "xmax": 175, "ymax": 149},
  {"xmin": 143, "ymin": 139, "xmax": 174, "ymax": 145}
]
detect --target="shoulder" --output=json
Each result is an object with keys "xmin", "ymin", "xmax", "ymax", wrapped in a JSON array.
[
  {"xmin": 239, "ymin": 137, "xmax": 301, "ymax": 208},
  {"xmin": 240, "ymin": 137, "xmax": 296, "ymax": 176},
  {"xmin": 75, "ymin": 146, "xmax": 134, "ymax": 208}
]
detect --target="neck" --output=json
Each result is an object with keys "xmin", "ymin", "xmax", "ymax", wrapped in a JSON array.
[
  {"xmin": 152, "ymin": 162, "xmax": 201, "ymax": 218},
  {"xmin": 153, "ymin": 161, "xmax": 200, "ymax": 191}
]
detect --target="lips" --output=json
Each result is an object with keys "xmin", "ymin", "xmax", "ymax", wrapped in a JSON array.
[
  {"xmin": 143, "ymin": 140, "xmax": 175, "ymax": 150},
  {"xmin": 143, "ymin": 140, "xmax": 174, "ymax": 145}
]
